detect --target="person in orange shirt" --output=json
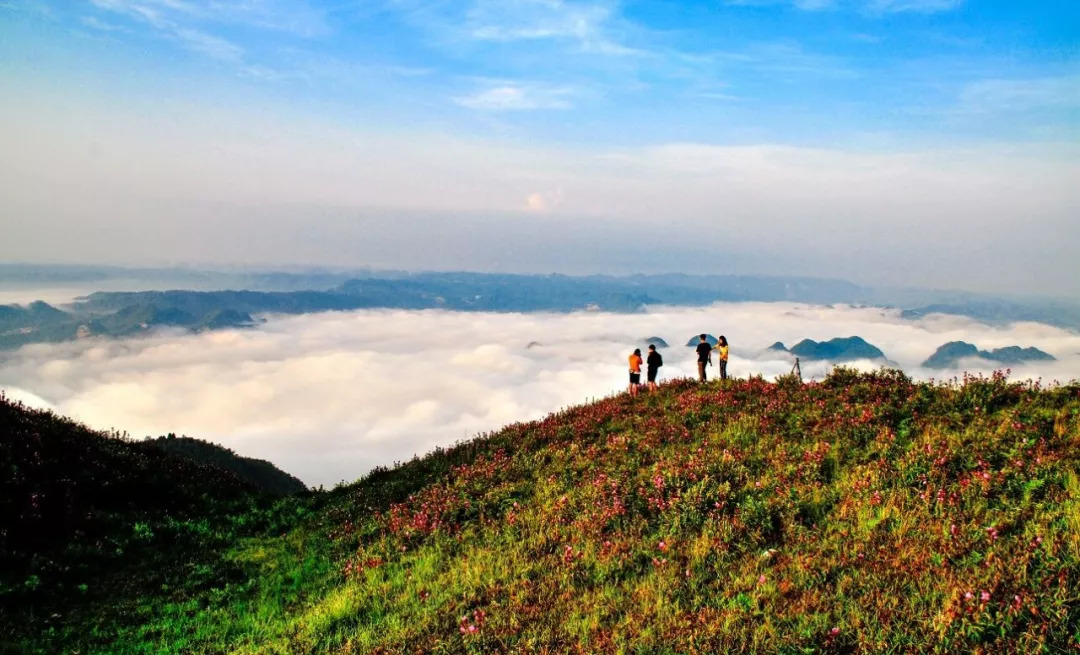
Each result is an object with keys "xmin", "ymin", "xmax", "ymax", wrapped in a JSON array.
[{"xmin": 628, "ymin": 348, "xmax": 643, "ymax": 397}]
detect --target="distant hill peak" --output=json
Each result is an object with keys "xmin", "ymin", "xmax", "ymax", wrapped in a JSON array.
[
  {"xmin": 789, "ymin": 336, "xmax": 886, "ymax": 362},
  {"xmin": 922, "ymin": 341, "xmax": 1055, "ymax": 369},
  {"xmin": 685, "ymin": 334, "xmax": 718, "ymax": 347}
]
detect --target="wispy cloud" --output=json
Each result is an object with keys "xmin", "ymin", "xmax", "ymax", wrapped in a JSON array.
[
  {"xmin": 90, "ymin": 0, "xmax": 247, "ymax": 63},
  {"xmin": 726, "ymin": 0, "xmax": 837, "ymax": 10},
  {"xmin": 91, "ymin": 0, "xmax": 329, "ymax": 36},
  {"xmin": 454, "ymin": 83, "xmax": 574, "ymax": 110},
  {"xmin": 726, "ymin": 0, "xmax": 963, "ymax": 12},
  {"xmin": 681, "ymin": 42, "xmax": 859, "ymax": 81},
  {"xmin": 173, "ymin": 25, "xmax": 244, "ymax": 62},
  {"xmin": 957, "ymin": 76, "xmax": 1080, "ymax": 114},
  {"xmin": 469, "ymin": 0, "xmax": 643, "ymax": 55},
  {"xmin": 80, "ymin": 15, "xmax": 128, "ymax": 32},
  {"xmin": 865, "ymin": 0, "xmax": 964, "ymax": 13}
]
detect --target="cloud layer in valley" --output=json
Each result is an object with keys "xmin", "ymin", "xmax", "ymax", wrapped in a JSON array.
[{"xmin": 3, "ymin": 303, "xmax": 1079, "ymax": 487}]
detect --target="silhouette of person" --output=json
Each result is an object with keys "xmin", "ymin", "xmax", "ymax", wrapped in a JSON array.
[
  {"xmin": 646, "ymin": 344, "xmax": 663, "ymax": 391},
  {"xmin": 695, "ymin": 334, "xmax": 711, "ymax": 382}
]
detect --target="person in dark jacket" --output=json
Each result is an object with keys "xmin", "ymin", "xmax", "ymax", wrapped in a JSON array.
[
  {"xmin": 646, "ymin": 344, "xmax": 663, "ymax": 391},
  {"xmin": 695, "ymin": 334, "xmax": 711, "ymax": 382}
]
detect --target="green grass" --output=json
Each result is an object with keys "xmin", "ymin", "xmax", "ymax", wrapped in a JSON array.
[{"xmin": 5, "ymin": 369, "xmax": 1080, "ymax": 653}]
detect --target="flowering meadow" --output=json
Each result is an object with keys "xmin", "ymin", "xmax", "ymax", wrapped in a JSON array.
[{"xmin": 4, "ymin": 369, "xmax": 1080, "ymax": 653}]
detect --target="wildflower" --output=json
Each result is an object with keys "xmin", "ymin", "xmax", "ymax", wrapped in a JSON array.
[
  {"xmin": 980, "ymin": 591, "xmax": 990, "ymax": 602},
  {"xmin": 758, "ymin": 575, "xmax": 767, "ymax": 584},
  {"xmin": 658, "ymin": 540, "xmax": 668, "ymax": 551}
]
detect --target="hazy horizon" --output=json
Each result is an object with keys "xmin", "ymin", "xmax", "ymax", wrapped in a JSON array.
[{"xmin": 2, "ymin": 1, "xmax": 1078, "ymax": 297}]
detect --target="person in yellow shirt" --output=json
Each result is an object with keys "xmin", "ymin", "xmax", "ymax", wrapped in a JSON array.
[
  {"xmin": 713, "ymin": 335, "xmax": 730, "ymax": 381},
  {"xmin": 628, "ymin": 348, "xmax": 643, "ymax": 397}
]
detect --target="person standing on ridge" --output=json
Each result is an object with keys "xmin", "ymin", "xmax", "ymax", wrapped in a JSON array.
[
  {"xmin": 714, "ymin": 335, "xmax": 730, "ymax": 381},
  {"xmin": 628, "ymin": 348, "xmax": 643, "ymax": 397},
  {"xmin": 646, "ymin": 344, "xmax": 663, "ymax": 392},
  {"xmin": 695, "ymin": 334, "xmax": 712, "ymax": 382}
]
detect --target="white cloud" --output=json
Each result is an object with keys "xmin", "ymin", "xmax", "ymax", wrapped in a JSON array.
[
  {"xmin": 90, "ymin": 0, "xmax": 328, "ymax": 36},
  {"xmin": 726, "ymin": 0, "xmax": 962, "ymax": 12},
  {"xmin": 80, "ymin": 15, "xmax": 128, "ymax": 31},
  {"xmin": 2, "ymin": 303, "xmax": 1078, "ymax": 487},
  {"xmin": 454, "ymin": 84, "xmax": 573, "ymax": 110},
  {"xmin": 468, "ymin": 0, "xmax": 607, "ymax": 41},
  {"xmin": 865, "ymin": 0, "xmax": 963, "ymax": 13},
  {"xmin": 173, "ymin": 26, "xmax": 244, "ymax": 62},
  {"xmin": 727, "ymin": 0, "xmax": 837, "ymax": 10},
  {"xmin": 957, "ymin": 76, "xmax": 1080, "ymax": 114},
  {"xmin": 462, "ymin": 0, "xmax": 643, "ymax": 55},
  {"xmin": 90, "ymin": 0, "xmax": 248, "ymax": 63}
]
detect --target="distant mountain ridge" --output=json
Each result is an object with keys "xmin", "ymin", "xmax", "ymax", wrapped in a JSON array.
[
  {"xmin": 922, "ymin": 341, "xmax": 1056, "ymax": 369},
  {"xmin": 2, "ymin": 270, "xmax": 1079, "ymax": 351},
  {"xmin": 0, "ymin": 273, "xmax": 872, "ymax": 350},
  {"xmin": 771, "ymin": 336, "xmax": 887, "ymax": 362}
]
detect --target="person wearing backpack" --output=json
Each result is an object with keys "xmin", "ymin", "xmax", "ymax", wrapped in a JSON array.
[{"xmin": 646, "ymin": 344, "xmax": 663, "ymax": 391}]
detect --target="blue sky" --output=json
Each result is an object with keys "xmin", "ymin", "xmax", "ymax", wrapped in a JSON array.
[
  {"xmin": 1, "ymin": 1, "xmax": 1078, "ymax": 295},
  {"xmin": 5, "ymin": 0, "xmax": 1076, "ymax": 145}
]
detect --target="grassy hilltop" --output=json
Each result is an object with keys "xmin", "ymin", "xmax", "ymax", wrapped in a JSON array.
[{"xmin": 3, "ymin": 370, "xmax": 1080, "ymax": 653}]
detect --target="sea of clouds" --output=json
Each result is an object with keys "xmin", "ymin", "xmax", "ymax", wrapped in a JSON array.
[{"xmin": 2, "ymin": 302, "xmax": 1079, "ymax": 487}]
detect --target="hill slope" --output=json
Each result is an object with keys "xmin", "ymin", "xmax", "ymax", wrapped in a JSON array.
[
  {"xmin": 0, "ymin": 394, "xmax": 308, "ymax": 652},
  {"xmin": 6, "ymin": 372, "xmax": 1080, "ymax": 653},
  {"xmin": 148, "ymin": 434, "xmax": 306, "ymax": 496}
]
